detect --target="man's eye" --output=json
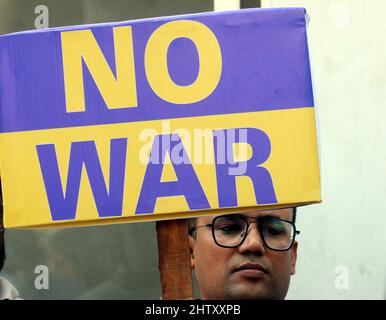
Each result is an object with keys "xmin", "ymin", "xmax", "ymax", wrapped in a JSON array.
[
  {"xmin": 217, "ymin": 224, "xmax": 242, "ymax": 233},
  {"xmin": 265, "ymin": 227, "xmax": 283, "ymax": 235},
  {"xmin": 263, "ymin": 222, "xmax": 286, "ymax": 236}
]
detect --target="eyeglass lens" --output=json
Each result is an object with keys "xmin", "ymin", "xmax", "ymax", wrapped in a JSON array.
[{"xmin": 213, "ymin": 216, "xmax": 295, "ymax": 250}]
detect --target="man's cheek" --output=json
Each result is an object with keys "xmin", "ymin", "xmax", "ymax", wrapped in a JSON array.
[
  {"xmin": 269, "ymin": 253, "xmax": 290, "ymax": 274},
  {"xmin": 290, "ymin": 242, "xmax": 298, "ymax": 274}
]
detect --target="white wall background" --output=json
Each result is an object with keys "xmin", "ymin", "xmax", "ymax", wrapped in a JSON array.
[{"xmin": 261, "ymin": 0, "xmax": 386, "ymax": 299}]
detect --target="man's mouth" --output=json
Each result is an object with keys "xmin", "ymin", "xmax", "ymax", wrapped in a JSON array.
[{"xmin": 233, "ymin": 263, "xmax": 268, "ymax": 278}]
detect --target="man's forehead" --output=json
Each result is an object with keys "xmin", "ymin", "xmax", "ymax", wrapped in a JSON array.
[{"xmin": 196, "ymin": 208, "xmax": 294, "ymax": 223}]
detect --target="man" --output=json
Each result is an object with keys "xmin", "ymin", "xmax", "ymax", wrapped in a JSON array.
[
  {"xmin": 0, "ymin": 183, "xmax": 21, "ymax": 300},
  {"xmin": 188, "ymin": 207, "xmax": 299, "ymax": 300}
]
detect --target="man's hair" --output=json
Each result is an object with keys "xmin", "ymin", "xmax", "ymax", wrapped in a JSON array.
[
  {"xmin": 187, "ymin": 217, "xmax": 197, "ymax": 238},
  {"xmin": 188, "ymin": 207, "xmax": 297, "ymax": 239}
]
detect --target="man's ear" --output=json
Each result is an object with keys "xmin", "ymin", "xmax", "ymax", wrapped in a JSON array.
[
  {"xmin": 290, "ymin": 240, "xmax": 298, "ymax": 275},
  {"xmin": 188, "ymin": 236, "xmax": 195, "ymax": 269}
]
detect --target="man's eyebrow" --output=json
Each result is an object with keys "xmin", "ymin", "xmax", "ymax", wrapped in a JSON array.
[
  {"xmin": 256, "ymin": 214, "xmax": 282, "ymax": 220},
  {"xmin": 216, "ymin": 213, "xmax": 283, "ymax": 220}
]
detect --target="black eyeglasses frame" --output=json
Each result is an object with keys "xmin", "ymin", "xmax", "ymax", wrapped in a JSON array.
[{"xmin": 189, "ymin": 214, "xmax": 300, "ymax": 251}]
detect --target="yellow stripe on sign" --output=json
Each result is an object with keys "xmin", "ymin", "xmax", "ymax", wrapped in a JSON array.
[{"xmin": 0, "ymin": 107, "xmax": 321, "ymax": 228}]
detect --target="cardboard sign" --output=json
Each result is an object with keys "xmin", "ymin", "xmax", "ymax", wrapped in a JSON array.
[{"xmin": 0, "ymin": 8, "xmax": 321, "ymax": 228}]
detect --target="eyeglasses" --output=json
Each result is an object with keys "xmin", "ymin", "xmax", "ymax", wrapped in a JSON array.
[{"xmin": 189, "ymin": 214, "xmax": 300, "ymax": 251}]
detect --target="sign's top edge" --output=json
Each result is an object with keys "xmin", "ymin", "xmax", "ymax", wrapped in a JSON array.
[{"xmin": 0, "ymin": 7, "xmax": 306, "ymax": 39}]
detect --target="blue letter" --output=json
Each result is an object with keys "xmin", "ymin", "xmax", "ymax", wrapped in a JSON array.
[
  {"xmin": 213, "ymin": 128, "xmax": 277, "ymax": 207},
  {"xmin": 36, "ymin": 138, "xmax": 127, "ymax": 221},
  {"xmin": 136, "ymin": 134, "xmax": 210, "ymax": 214}
]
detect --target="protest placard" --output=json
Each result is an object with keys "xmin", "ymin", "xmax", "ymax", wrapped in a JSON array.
[{"xmin": 0, "ymin": 8, "xmax": 320, "ymax": 228}]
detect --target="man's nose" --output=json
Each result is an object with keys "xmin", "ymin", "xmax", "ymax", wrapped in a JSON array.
[{"xmin": 237, "ymin": 222, "xmax": 266, "ymax": 255}]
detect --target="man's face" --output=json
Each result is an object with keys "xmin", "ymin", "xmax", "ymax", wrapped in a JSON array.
[{"xmin": 189, "ymin": 208, "xmax": 298, "ymax": 300}]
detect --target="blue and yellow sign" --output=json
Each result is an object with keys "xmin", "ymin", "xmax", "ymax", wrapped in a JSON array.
[{"xmin": 0, "ymin": 8, "xmax": 321, "ymax": 228}]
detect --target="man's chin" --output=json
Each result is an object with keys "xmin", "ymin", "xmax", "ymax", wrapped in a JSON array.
[{"xmin": 224, "ymin": 283, "xmax": 282, "ymax": 300}]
